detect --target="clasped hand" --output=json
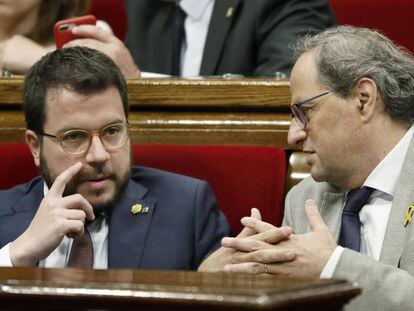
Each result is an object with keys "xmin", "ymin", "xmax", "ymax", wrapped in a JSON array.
[{"xmin": 200, "ymin": 200, "xmax": 337, "ymax": 278}]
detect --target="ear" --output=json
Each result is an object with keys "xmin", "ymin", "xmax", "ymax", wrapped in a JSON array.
[
  {"xmin": 354, "ymin": 77, "xmax": 380, "ymax": 121},
  {"xmin": 25, "ymin": 130, "xmax": 41, "ymax": 168}
]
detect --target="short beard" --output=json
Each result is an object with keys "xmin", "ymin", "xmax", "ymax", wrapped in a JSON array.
[{"xmin": 40, "ymin": 153, "xmax": 131, "ymax": 217}]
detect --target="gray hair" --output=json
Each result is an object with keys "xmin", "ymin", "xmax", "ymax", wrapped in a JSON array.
[{"xmin": 292, "ymin": 26, "xmax": 414, "ymax": 124}]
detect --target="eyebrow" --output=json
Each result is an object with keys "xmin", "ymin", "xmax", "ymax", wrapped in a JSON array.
[{"xmin": 48, "ymin": 119, "xmax": 127, "ymax": 135}]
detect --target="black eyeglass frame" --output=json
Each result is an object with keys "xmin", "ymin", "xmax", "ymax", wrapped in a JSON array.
[
  {"xmin": 38, "ymin": 122, "xmax": 130, "ymax": 155},
  {"xmin": 291, "ymin": 90, "xmax": 333, "ymax": 129}
]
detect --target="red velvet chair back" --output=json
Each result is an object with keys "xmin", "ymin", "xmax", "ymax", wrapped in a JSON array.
[
  {"xmin": 329, "ymin": 0, "xmax": 414, "ymax": 53},
  {"xmin": 0, "ymin": 144, "xmax": 286, "ymax": 234},
  {"xmin": 89, "ymin": 0, "xmax": 127, "ymax": 40}
]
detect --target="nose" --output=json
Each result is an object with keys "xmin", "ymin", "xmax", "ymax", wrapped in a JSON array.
[
  {"xmin": 85, "ymin": 135, "xmax": 110, "ymax": 164},
  {"xmin": 287, "ymin": 119, "xmax": 307, "ymax": 147}
]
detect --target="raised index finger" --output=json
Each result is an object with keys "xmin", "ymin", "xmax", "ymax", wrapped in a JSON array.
[{"xmin": 48, "ymin": 162, "xmax": 82, "ymax": 197}]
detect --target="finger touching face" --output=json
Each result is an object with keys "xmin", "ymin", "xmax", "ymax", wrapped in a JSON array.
[{"xmin": 48, "ymin": 162, "xmax": 82, "ymax": 198}]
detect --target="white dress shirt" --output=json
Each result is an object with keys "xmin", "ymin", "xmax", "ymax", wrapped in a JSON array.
[
  {"xmin": 0, "ymin": 183, "xmax": 109, "ymax": 268},
  {"xmin": 321, "ymin": 125, "xmax": 414, "ymax": 278},
  {"xmin": 179, "ymin": 0, "xmax": 214, "ymax": 77}
]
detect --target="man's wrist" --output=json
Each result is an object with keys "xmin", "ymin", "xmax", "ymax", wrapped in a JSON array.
[{"xmin": 9, "ymin": 235, "xmax": 38, "ymax": 267}]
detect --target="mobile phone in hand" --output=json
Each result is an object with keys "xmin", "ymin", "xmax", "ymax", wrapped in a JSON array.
[{"xmin": 54, "ymin": 15, "xmax": 97, "ymax": 49}]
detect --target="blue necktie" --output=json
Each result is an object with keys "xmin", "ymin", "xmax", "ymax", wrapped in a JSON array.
[{"xmin": 338, "ymin": 187, "xmax": 374, "ymax": 252}]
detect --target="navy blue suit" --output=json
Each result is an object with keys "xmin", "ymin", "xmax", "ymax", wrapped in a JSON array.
[{"xmin": 0, "ymin": 166, "xmax": 231, "ymax": 269}]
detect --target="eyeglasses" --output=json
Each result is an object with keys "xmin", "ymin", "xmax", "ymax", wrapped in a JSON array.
[
  {"xmin": 290, "ymin": 91, "xmax": 333, "ymax": 129},
  {"xmin": 39, "ymin": 122, "xmax": 130, "ymax": 155}
]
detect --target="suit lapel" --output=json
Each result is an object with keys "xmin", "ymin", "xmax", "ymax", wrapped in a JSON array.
[
  {"xmin": 200, "ymin": 0, "xmax": 240, "ymax": 75},
  {"xmin": 319, "ymin": 190, "xmax": 345, "ymax": 241},
  {"xmin": 108, "ymin": 179, "xmax": 156, "ymax": 269},
  {"xmin": 380, "ymin": 134, "xmax": 414, "ymax": 265},
  {"xmin": 0, "ymin": 179, "xmax": 43, "ymax": 245},
  {"xmin": 152, "ymin": 3, "xmax": 175, "ymax": 74}
]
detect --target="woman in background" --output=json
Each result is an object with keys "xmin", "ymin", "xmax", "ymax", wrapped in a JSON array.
[{"xmin": 0, "ymin": 0, "xmax": 90, "ymax": 75}]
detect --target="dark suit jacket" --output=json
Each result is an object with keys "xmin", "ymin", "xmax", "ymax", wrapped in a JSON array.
[
  {"xmin": 0, "ymin": 166, "xmax": 231, "ymax": 269},
  {"xmin": 124, "ymin": 0, "xmax": 335, "ymax": 76}
]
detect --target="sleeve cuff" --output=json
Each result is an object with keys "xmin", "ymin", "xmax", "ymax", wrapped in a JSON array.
[
  {"xmin": 0, "ymin": 243, "xmax": 14, "ymax": 267},
  {"xmin": 320, "ymin": 246, "xmax": 344, "ymax": 279}
]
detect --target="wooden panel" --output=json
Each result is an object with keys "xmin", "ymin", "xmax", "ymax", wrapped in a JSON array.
[
  {"xmin": 0, "ymin": 77, "xmax": 291, "ymax": 106},
  {"xmin": 0, "ymin": 77, "xmax": 293, "ymax": 146},
  {"xmin": 0, "ymin": 267, "xmax": 360, "ymax": 310},
  {"xmin": 126, "ymin": 78, "xmax": 291, "ymax": 107}
]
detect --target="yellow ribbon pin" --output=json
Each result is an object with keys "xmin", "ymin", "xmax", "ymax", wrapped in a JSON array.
[
  {"xmin": 226, "ymin": 7, "xmax": 233, "ymax": 18},
  {"xmin": 131, "ymin": 204, "xmax": 142, "ymax": 215},
  {"xmin": 404, "ymin": 204, "xmax": 414, "ymax": 227}
]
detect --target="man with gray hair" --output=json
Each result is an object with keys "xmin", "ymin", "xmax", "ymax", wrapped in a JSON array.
[{"xmin": 199, "ymin": 26, "xmax": 414, "ymax": 310}]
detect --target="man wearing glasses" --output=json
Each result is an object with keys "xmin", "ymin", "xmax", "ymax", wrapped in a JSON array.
[
  {"xmin": 0, "ymin": 46, "xmax": 230, "ymax": 269},
  {"xmin": 200, "ymin": 26, "xmax": 414, "ymax": 309}
]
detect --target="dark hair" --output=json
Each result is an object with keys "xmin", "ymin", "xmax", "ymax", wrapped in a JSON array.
[
  {"xmin": 23, "ymin": 46, "xmax": 129, "ymax": 134},
  {"xmin": 292, "ymin": 25, "xmax": 414, "ymax": 124},
  {"xmin": 29, "ymin": 0, "xmax": 91, "ymax": 44}
]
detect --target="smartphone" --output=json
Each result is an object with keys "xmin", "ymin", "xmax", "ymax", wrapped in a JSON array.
[{"xmin": 54, "ymin": 15, "xmax": 97, "ymax": 49}]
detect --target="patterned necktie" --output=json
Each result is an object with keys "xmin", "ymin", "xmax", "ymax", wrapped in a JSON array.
[
  {"xmin": 338, "ymin": 187, "xmax": 374, "ymax": 252},
  {"xmin": 67, "ymin": 228, "xmax": 94, "ymax": 269},
  {"xmin": 171, "ymin": 4, "xmax": 186, "ymax": 75}
]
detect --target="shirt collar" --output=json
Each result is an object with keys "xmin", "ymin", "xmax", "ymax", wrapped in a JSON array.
[
  {"xmin": 364, "ymin": 125, "xmax": 414, "ymax": 197},
  {"xmin": 180, "ymin": 0, "xmax": 214, "ymax": 20}
]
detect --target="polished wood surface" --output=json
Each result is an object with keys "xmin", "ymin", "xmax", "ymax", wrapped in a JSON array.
[
  {"xmin": 0, "ymin": 77, "xmax": 292, "ymax": 147},
  {"xmin": 0, "ymin": 77, "xmax": 309, "ymax": 190},
  {"xmin": 0, "ymin": 267, "xmax": 360, "ymax": 310}
]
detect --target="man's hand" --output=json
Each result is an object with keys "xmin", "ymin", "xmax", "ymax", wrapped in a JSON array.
[
  {"xmin": 63, "ymin": 25, "xmax": 140, "ymax": 78},
  {"xmin": 198, "ymin": 208, "xmax": 262, "ymax": 272},
  {"xmin": 9, "ymin": 162, "xmax": 95, "ymax": 266},
  {"xmin": 222, "ymin": 200, "xmax": 337, "ymax": 278},
  {"xmin": 198, "ymin": 208, "xmax": 293, "ymax": 272}
]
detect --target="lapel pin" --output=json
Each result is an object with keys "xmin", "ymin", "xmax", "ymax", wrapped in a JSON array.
[
  {"xmin": 226, "ymin": 7, "xmax": 233, "ymax": 18},
  {"xmin": 131, "ymin": 204, "xmax": 143, "ymax": 215},
  {"xmin": 404, "ymin": 204, "xmax": 414, "ymax": 227},
  {"xmin": 131, "ymin": 204, "xmax": 150, "ymax": 215}
]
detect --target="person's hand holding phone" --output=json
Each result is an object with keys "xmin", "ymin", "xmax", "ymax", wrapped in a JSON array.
[
  {"xmin": 54, "ymin": 15, "xmax": 97, "ymax": 48},
  {"xmin": 55, "ymin": 15, "xmax": 140, "ymax": 78}
]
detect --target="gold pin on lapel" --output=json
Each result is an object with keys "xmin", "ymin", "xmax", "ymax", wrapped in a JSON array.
[
  {"xmin": 131, "ymin": 204, "xmax": 150, "ymax": 215},
  {"xmin": 226, "ymin": 7, "xmax": 233, "ymax": 18},
  {"xmin": 404, "ymin": 204, "xmax": 414, "ymax": 227},
  {"xmin": 131, "ymin": 204, "xmax": 143, "ymax": 215}
]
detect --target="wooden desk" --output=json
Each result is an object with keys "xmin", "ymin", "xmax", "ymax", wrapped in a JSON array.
[{"xmin": 0, "ymin": 267, "xmax": 360, "ymax": 310}]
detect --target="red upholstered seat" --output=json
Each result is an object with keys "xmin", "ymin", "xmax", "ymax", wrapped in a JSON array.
[
  {"xmin": 132, "ymin": 145, "xmax": 286, "ymax": 234},
  {"xmin": 0, "ymin": 144, "xmax": 39, "ymax": 189},
  {"xmin": 89, "ymin": 0, "xmax": 127, "ymax": 40},
  {"xmin": 329, "ymin": 0, "xmax": 414, "ymax": 53},
  {"xmin": 0, "ymin": 144, "xmax": 286, "ymax": 234}
]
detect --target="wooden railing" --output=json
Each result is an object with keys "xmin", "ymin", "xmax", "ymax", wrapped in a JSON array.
[{"xmin": 0, "ymin": 267, "xmax": 360, "ymax": 310}]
